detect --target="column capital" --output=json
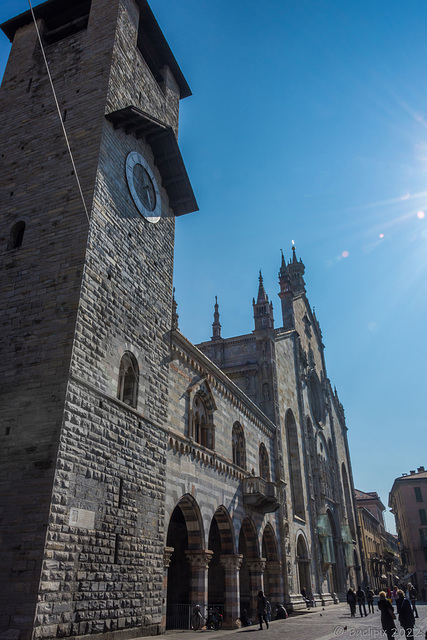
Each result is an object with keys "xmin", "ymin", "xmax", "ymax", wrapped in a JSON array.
[
  {"xmin": 219, "ymin": 554, "xmax": 243, "ymax": 571},
  {"xmin": 246, "ymin": 558, "xmax": 267, "ymax": 573},
  {"xmin": 185, "ymin": 549, "xmax": 214, "ymax": 568},
  {"xmin": 164, "ymin": 546, "xmax": 174, "ymax": 568}
]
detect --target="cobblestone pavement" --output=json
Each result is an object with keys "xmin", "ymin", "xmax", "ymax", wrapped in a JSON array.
[{"xmin": 162, "ymin": 603, "xmax": 427, "ymax": 640}]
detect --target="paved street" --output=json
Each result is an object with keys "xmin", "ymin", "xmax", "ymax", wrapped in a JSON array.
[{"xmin": 163, "ymin": 603, "xmax": 427, "ymax": 640}]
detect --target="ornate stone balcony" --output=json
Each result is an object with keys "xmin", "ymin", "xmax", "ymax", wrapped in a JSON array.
[{"xmin": 242, "ymin": 477, "xmax": 280, "ymax": 513}]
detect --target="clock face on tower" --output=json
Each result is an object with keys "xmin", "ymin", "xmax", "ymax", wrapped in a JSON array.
[{"xmin": 125, "ymin": 151, "xmax": 161, "ymax": 223}]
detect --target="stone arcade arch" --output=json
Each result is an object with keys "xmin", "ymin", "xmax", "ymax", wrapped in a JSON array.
[
  {"xmin": 238, "ymin": 517, "xmax": 261, "ymax": 617},
  {"xmin": 208, "ymin": 507, "xmax": 242, "ymax": 628},
  {"xmin": 261, "ymin": 524, "xmax": 283, "ymax": 606},
  {"xmin": 165, "ymin": 495, "xmax": 205, "ymax": 629}
]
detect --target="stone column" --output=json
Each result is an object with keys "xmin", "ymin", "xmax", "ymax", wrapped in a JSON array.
[
  {"xmin": 185, "ymin": 550, "xmax": 213, "ymax": 611},
  {"xmin": 219, "ymin": 554, "xmax": 243, "ymax": 628},
  {"xmin": 265, "ymin": 560, "xmax": 284, "ymax": 605},
  {"xmin": 162, "ymin": 547, "xmax": 174, "ymax": 631},
  {"xmin": 246, "ymin": 558, "xmax": 266, "ymax": 616}
]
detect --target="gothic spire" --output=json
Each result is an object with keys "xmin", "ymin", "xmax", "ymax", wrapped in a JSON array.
[
  {"xmin": 211, "ymin": 295, "xmax": 222, "ymax": 340},
  {"xmin": 257, "ymin": 270, "xmax": 268, "ymax": 304}
]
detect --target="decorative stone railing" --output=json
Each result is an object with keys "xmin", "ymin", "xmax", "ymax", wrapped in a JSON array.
[{"xmin": 242, "ymin": 477, "xmax": 280, "ymax": 513}]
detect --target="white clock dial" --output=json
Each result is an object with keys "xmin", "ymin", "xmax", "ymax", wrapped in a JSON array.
[{"xmin": 125, "ymin": 151, "xmax": 161, "ymax": 223}]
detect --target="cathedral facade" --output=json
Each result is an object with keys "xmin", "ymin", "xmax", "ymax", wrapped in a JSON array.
[{"xmin": 0, "ymin": 1, "xmax": 362, "ymax": 639}]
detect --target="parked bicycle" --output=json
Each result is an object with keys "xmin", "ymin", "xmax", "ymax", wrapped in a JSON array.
[{"xmin": 191, "ymin": 605, "xmax": 223, "ymax": 631}]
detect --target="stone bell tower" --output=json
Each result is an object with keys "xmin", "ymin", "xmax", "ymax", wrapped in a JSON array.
[{"xmin": 0, "ymin": 0, "xmax": 196, "ymax": 638}]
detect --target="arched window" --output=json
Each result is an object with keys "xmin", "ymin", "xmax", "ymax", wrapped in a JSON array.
[
  {"xmin": 232, "ymin": 422, "xmax": 246, "ymax": 469},
  {"xmin": 285, "ymin": 409, "xmax": 305, "ymax": 519},
  {"xmin": 342, "ymin": 463, "xmax": 356, "ymax": 538},
  {"xmin": 117, "ymin": 352, "xmax": 139, "ymax": 408},
  {"xmin": 192, "ymin": 393, "xmax": 215, "ymax": 449},
  {"xmin": 7, "ymin": 221, "xmax": 25, "ymax": 251},
  {"xmin": 259, "ymin": 443, "xmax": 270, "ymax": 481}
]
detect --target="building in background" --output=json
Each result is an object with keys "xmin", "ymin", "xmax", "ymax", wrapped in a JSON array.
[
  {"xmin": 355, "ymin": 490, "xmax": 400, "ymax": 591},
  {"xmin": 389, "ymin": 467, "xmax": 427, "ymax": 596},
  {"xmin": 0, "ymin": 0, "xmax": 362, "ymax": 638}
]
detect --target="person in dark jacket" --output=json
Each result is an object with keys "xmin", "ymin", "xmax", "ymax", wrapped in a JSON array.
[
  {"xmin": 396, "ymin": 589, "xmax": 415, "ymax": 638},
  {"xmin": 366, "ymin": 586, "xmax": 375, "ymax": 613},
  {"xmin": 356, "ymin": 586, "xmax": 367, "ymax": 617},
  {"xmin": 347, "ymin": 587, "xmax": 357, "ymax": 617},
  {"xmin": 378, "ymin": 591, "xmax": 397, "ymax": 640},
  {"xmin": 408, "ymin": 583, "xmax": 419, "ymax": 618},
  {"xmin": 257, "ymin": 590, "xmax": 269, "ymax": 630}
]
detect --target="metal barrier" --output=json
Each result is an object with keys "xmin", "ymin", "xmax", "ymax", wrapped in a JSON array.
[
  {"xmin": 166, "ymin": 604, "xmax": 192, "ymax": 630},
  {"xmin": 166, "ymin": 604, "xmax": 224, "ymax": 630}
]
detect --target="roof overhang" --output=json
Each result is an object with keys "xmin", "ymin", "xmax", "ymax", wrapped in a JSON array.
[
  {"xmin": 106, "ymin": 106, "xmax": 198, "ymax": 216},
  {"xmin": 1, "ymin": 0, "xmax": 91, "ymax": 42},
  {"xmin": 1, "ymin": 0, "xmax": 191, "ymax": 100}
]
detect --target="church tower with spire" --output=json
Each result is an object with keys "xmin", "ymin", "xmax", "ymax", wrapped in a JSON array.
[
  {"xmin": 196, "ymin": 246, "xmax": 362, "ymax": 608},
  {"xmin": 278, "ymin": 245, "xmax": 306, "ymax": 330}
]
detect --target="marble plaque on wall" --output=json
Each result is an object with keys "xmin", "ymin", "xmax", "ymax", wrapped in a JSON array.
[{"xmin": 69, "ymin": 507, "xmax": 95, "ymax": 530}]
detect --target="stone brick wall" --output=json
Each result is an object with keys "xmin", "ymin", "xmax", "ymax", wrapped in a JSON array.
[
  {"xmin": 0, "ymin": 0, "xmax": 185, "ymax": 637},
  {"xmin": 166, "ymin": 329, "xmax": 281, "ymax": 575},
  {"xmin": 33, "ymin": 379, "xmax": 167, "ymax": 639},
  {"xmin": 0, "ymin": 6, "xmax": 114, "ymax": 632}
]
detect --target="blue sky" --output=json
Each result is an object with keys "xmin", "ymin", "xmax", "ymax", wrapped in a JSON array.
[{"xmin": 2, "ymin": 0, "xmax": 427, "ymax": 533}]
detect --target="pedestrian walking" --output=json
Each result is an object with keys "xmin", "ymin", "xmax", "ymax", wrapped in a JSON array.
[
  {"xmin": 257, "ymin": 590, "xmax": 269, "ymax": 630},
  {"xmin": 396, "ymin": 588, "xmax": 415, "ymax": 639},
  {"xmin": 378, "ymin": 591, "xmax": 397, "ymax": 640},
  {"xmin": 347, "ymin": 587, "xmax": 357, "ymax": 617},
  {"xmin": 356, "ymin": 586, "xmax": 367, "ymax": 617},
  {"xmin": 366, "ymin": 585, "xmax": 375, "ymax": 613},
  {"xmin": 408, "ymin": 583, "xmax": 419, "ymax": 618}
]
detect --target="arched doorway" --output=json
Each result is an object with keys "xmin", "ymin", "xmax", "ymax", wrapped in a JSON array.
[
  {"xmin": 165, "ymin": 496, "xmax": 204, "ymax": 629},
  {"xmin": 296, "ymin": 535, "xmax": 311, "ymax": 596}
]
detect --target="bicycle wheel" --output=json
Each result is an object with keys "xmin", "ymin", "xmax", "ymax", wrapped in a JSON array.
[
  {"xmin": 191, "ymin": 613, "xmax": 201, "ymax": 631},
  {"xmin": 213, "ymin": 615, "xmax": 223, "ymax": 630}
]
